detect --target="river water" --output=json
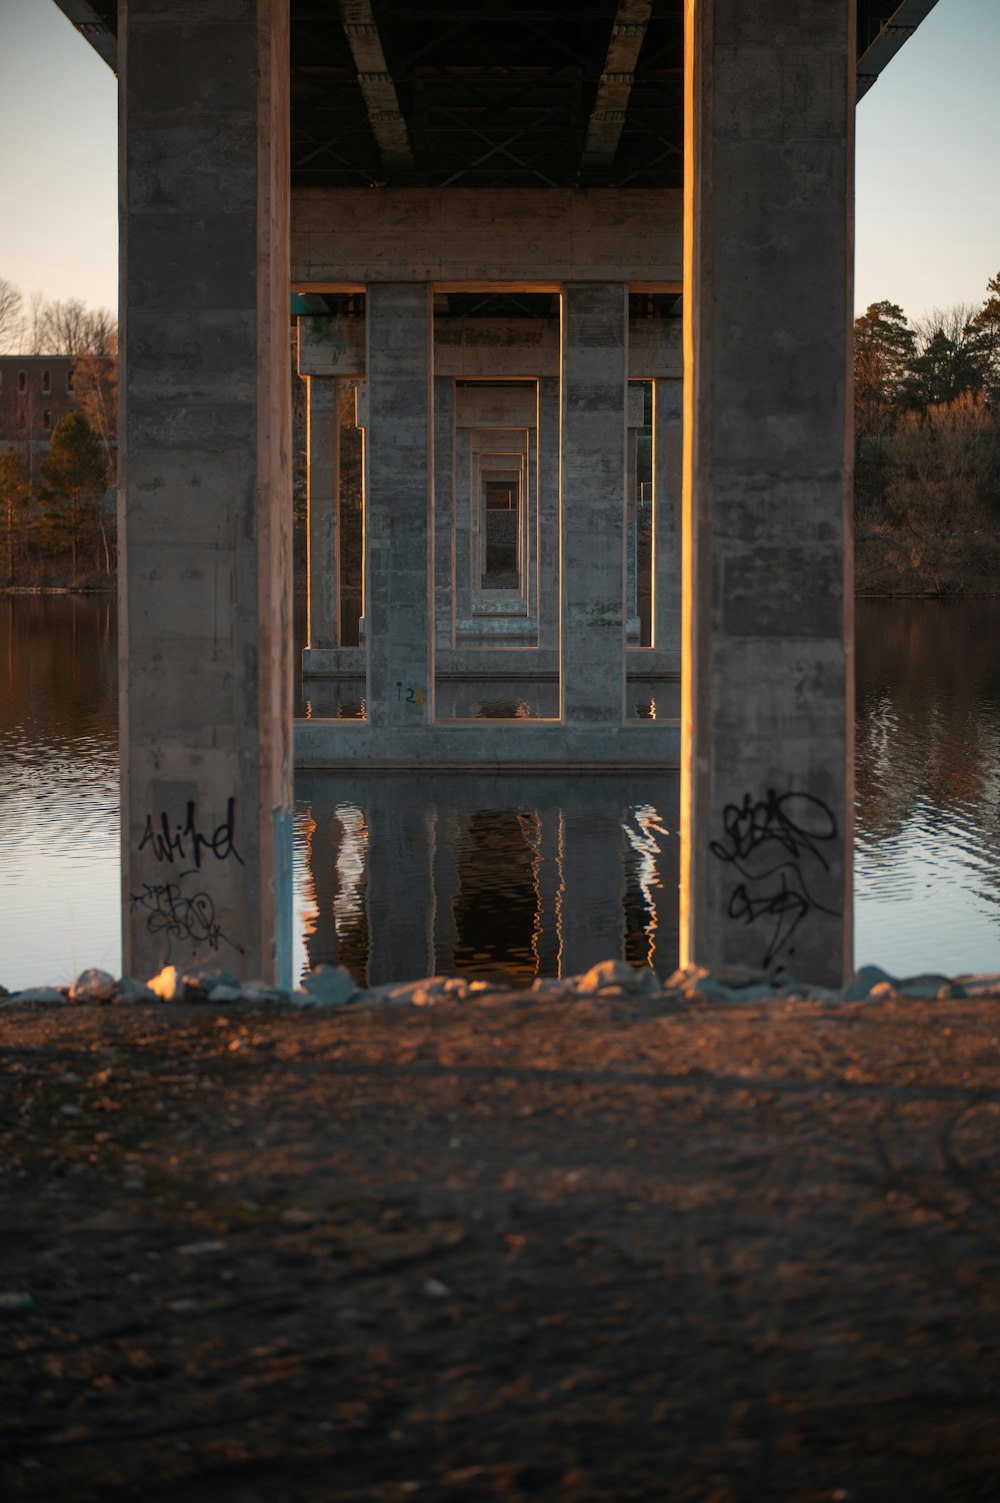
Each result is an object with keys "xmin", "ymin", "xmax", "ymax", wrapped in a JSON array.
[{"xmin": 1, "ymin": 596, "xmax": 998, "ymax": 990}]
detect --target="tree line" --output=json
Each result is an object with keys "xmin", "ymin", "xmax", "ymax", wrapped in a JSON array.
[
  {"xmin": 854, "ymin": 271, "xmax": 1000, "ymax": 594},
  {"xmin": 1, "ymin": 279, "xmax": 117, "ymax": 586}
]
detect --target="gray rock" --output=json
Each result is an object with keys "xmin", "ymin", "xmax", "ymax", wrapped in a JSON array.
[
  {"xmin": 664, "ymin": 966, "xmax": 734, "ymax": 1002},
  {"xmin": 840, "ymin": 964, "xmax": 898, "ymax": 1001},
  {"xmin": 69, "ymin": 967, "xmax": 117, "ymax": 1004},
  {"xmin": 302, "ymin": 964, "xmax": 358, "ymax": 1007},
  {"xmin": 897, "ymin": 974, "xmax": 967, "ymax": 1001},
  {"xmin": 206, "ymin": 984, "xmax": 244, "ymax": 1004},
  {"xmin": 575, "ymin": 959, "xmax": 662, "ymax": 996},
  {"xmin": 183, "ymin": 966, "xmax": 240, "ymax": 998},
  {"xmin": 113, "ymin": 976, "xmax": 158, "ymax": 1005},
  {"xmin": 11, "ymin": 987, "xmax": 66, "ymax": 1005},
  {"xmin": 241, "ymin": 981, "xmax": 291, "ymax": 1005}
]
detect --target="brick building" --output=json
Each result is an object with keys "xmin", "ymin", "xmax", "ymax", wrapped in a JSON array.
[{"xmin": 0, "ymin": 355, "xmax": 83, "ymax": 479}]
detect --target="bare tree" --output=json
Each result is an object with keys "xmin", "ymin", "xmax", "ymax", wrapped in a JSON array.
[
  {"xmin": 23, "ymin": 291, "xmax": 48, "ymax": 355},
  {"xmin": 0, "ymin": 278, "xmax": 22, "ymax": 351}
]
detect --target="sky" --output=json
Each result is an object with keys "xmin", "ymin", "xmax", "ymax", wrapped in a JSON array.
[{"xmin": 0, "ymin": 0, "xmax": 998, "ymax": 328}]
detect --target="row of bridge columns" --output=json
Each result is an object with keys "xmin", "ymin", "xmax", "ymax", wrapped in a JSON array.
[{"xmin": 119, "ymin": 0, "xmax": 853, "ymax": 990}]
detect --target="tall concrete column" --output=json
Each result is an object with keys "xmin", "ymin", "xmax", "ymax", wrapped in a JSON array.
[
  {"xmin": 453, "ymin": 427, "xmax": 472, "ymax": 634},
  {"xmin": 307, "ymin": 376, "xmax": 339, "ymax": 649},
  {"xmin": 682, "ymin": 1, "xmax": 854, "ymax": 985},
  {"xmin": 560, "ymin": 284, "xmax": 628, "ymax": 722},
  {"xmin": 365, "ymin": 283, "xmax": 432, "ymax": 726},
  {"xmin": 119, "ymin": 0, "xmax": 292, "ymax": 985},
  {"xmin": 433, "ymin": 377, "xmax": 455, "ymax": 656},
  {"xmin": 653, "ymin": 377, "xmax": 682, "ymax": 656},
  {"xmin": 537, "ymin": 377, "xmax": 560, "ymax": 656}
]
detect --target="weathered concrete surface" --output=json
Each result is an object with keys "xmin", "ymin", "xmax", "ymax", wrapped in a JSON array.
[
  {"xmin": 295, "ymin": 718, "xmax": 679, "ymax": 769},
  {"xmin": 654, "ymin": 376, "xmax": 683, "ymax": 658},
  {"xmin": 365, "ymin": 283, "xmax": 433, "ymax": 728},
  {"xmin": 292, "ymin": 187, "xmax": 683, "ymax": 284},
  {"xmin": 561, "ymin": 283, "xmax": 628, "ymax": 724},
  {"xmin": 119, "ymin": 0, "xmax": 293, "ymax": 984},
  {"xmin": 305, "ymin": 376, "xmax": 339, "ymax": 650},
  {"xmin": 2, "ymin": 992, "xmax": 998, "ymax": 1501},
  {"xmin": 681, "ymin": 0, "xmax": 855, "ymax": 986}
]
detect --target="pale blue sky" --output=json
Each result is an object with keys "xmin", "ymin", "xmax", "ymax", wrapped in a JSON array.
[{"xmin": 0, "ymin": 0, "xmax": 997, "ymax": 326}]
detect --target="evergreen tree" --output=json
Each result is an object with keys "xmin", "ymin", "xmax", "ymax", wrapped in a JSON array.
[
  {"xmin": 853, "ymin": 301, "xmax": 915, "ymax": 441},
  {"xmin": 973, "ymin": 270, "xmax": 1000, "ymax": 404},
  {"xmin": 901, "ymin": 326, "xmax": 992, "ymax": 412},
  {"xmin": 0, "ymin": 446, "xmax": 32, "ymax": 585},
  {"xmin": 39, "ymin": 412, "xmax": 107, "ymax": 574}
]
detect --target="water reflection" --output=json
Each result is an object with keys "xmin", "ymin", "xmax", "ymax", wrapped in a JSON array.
[
  {"xmin": 1, "ymin": 596, "xmax": 999, "ymax": 989},
  {"xmin": 0, "ymin": 596, "xmax": 120, "ymax": 986},
  {"xmin": 854, "ymin": 600, "xmax": 1000, "ymax": 974},
  {"xmin": 293, "ymin": 774, "xmax": 679, "ymax": 987}
]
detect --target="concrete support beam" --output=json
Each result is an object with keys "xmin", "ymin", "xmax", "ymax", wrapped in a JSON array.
[
  {"xmin": 365, "ymin": 283, "xmax": 433, "ymax": 727},
  {"xmin": 338, "ymin": 0, "xmax": 415, "ymax": 176},
  {"xmin": 297, "ymin": 313, "xmax": 683, "ymax": 381},
  {"xmin": 560, "ymin": 284, "xmax": 628, "ymax": 724},
  {"xmin": 653, "ymin": 377, "xmax": 682, "ymax": 659},
  {"xmin": 292, "ymin": 188, "xmax": 682, "ymax": 285},
  {"xmin": 306, "ymin": 377, "xmax": 340, "ymax": 650},
  {"xmin": 581, "ymin": 0, "xmax": 652, "ymax": 172},
  {"xmin": 682, "ymin": 0, "xmax": 854, "ymax": 986},
  {"xmin": 119, "ymin": 0, "xmax": 293, "ymax": 985}
]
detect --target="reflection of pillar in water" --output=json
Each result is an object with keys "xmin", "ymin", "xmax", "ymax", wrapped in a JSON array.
[
  {"xmin": 365, "ymin": 785, "xmax": 435, "ymax": 986},
  {"xmin": 304, "ymin": 799, "xmax": 343, "ymax": 971},
  {"xmin": 531, "ymin": 807, "xmax": 562, "ymax": 977},
  {"xmin": 431, "ymin": 808, "xmax": 461, "ymax": 975},
  {"xmin": 626, "ymin": 802, "xmax": 680, "ymax": 978},
  {"xmin": 558, "ymin": 804, "xmax": 626, "ymax": 976}
]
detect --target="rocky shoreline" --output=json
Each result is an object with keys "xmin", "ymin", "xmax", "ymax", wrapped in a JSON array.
[{"xmin": 5, "ymin": 957, "xmax": 1000, "ymax": 1013}]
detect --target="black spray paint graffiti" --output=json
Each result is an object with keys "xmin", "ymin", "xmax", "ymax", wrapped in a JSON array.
[
  {"xmin": 709, "ymin": 789, "xmax": 841, "ymax": 967},
  {"xmin": 139, "ymin": 796, "xmax": 244, "ymax": 868},
  {"xmin": 129, "ymin": 881, "xmax": 245, "ymax": 959},
  {"xmin": 135, "ymin": 796, "xmax": 244, "ymax": 954}
]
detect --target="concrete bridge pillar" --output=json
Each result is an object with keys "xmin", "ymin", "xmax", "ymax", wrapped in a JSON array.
[
  {"xmin": 560, "ymin": 283, "xmax": 628, "ymax": 723},
  {"xmin": 682, "ymin": 0, "xmax": 854, "ymax": 985},
  {"xmin": 119, "ymin": 0, "xmax": 292, "ymax": 985},
  {"xmin": 306, "ymin": 376, "xmax": 340, "ymax": 651},
  {"xmin": 654, "ymin": 377, "xmax": 682, "ymax": 657},
  {"xmin": 537, "ymin": 376, "xmax": 561, "ymax": 658},
  {"xmin": 365, "ymin": 283, "xmax": 433, "ymax": 727},
  {"xmin": 433, "ymin": 377, "xmax": 455, "ymax": 656}
]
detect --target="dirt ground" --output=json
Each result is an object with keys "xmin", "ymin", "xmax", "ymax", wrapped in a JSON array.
[{"xmin": 1, "ymin": 991, "xmax": 999, "ymax": 1502}]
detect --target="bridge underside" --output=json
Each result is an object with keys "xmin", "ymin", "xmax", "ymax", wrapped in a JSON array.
[{"xmin": 74, "ymin": 0, "xmax": 938, "ymax": 987}]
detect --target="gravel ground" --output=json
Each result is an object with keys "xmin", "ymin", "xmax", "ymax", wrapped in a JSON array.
[{"xmin": 1, "ymin": 991, "xmax": 999, "ymax": 1502}]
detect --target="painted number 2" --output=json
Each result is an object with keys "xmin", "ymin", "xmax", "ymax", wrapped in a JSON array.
[{"xmin": 395, "ymin": 681, "xmax": 426, "ymax": 705}]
